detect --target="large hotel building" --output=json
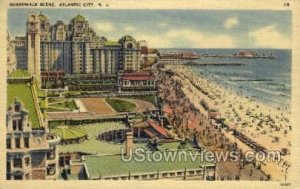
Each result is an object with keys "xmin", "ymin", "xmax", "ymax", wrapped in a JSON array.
[
  {"xmin": 5, "ymin": 12, "xmax": 145, "ymax": 180},
  {"xmin": 15, "ymin": 12, "xmax": 142, "ymax": 85}
]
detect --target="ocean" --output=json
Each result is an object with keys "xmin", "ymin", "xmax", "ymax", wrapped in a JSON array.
[{"xmin": 159, "ymin": 48, "xmax": 291, "ymax": 110}]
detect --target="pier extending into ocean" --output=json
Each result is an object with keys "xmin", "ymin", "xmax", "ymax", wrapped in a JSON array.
[{"xmin": 187, "ymin": 62, "xmax": 245, "ymax": 66}]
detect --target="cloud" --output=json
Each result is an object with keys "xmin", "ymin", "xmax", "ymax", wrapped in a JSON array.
[
  {"xmin": 124, "ymin": 26, "xmax": 136, "ymax": 32},
  {"xmin": 224, "ymin": 17, "xmax": 238, "ymax": 29},
  {"xmin": 158, "ymin": 22, "xmax": 168, "ymax": 28},
  {"xmin": 249, "ymin": 25, "xmax": 291, "ymax": 49},
  {"xmin": 166, "ymin": 29, "xmax": 236, "ymax": 48},
  {"xmin": 136, "ymin": 28, "xmax": 236, "ymax": 48},
  {"xmin": 135, "ymin": 33, "xmax": 172, "ymax": 48},
  {"xmin": 94, "ymin": 22, "xmax": 115, "ymax": 32}
]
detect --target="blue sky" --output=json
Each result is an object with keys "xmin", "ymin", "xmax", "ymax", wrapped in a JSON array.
[{"xmin": 8, "ymin": 9, "xmax": 291, "ymax": 49}]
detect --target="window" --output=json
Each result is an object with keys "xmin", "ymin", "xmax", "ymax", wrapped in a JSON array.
[
  {"xmin": 65, "ymin": 156, "xmax": 71, "ymax": 165},
  {"xmin": 14, "ymin": 104, "xmax": 20, "ymax": 112},
  {"xmin": 25, "ymin": 174, "xmax": 29, "ymax": 180},
  {"xmin": 25, "ymin": 157, "xmax": 30, "ymax": 167},
  {"xmin": 47, "ymin": 164, "xmax": 56, "ymax": 175},
  {"xmin": 13, "ymin": 158, "xmax": 22, "ymax": 168},
  {"xmin": 7, "ymin": 161, "xmax": 11, "ymax": 172},
  {"xmin": 13, "ymin": 120, "xmax": 17, "ymax": 131},
  {"xmin": 24, "ymin": 138, "xmax": 29, "ymax": 148},
  {"xmin": 59, "ymin": 157, "xmax": 64, "ymax": 167},
  {"xmin": 149, "ymin": 174, "xmax": 155, "ymax": 179},
  {"xmin": 14, "ymin": 174, "xmax": 22, "ymax": 180},
  {"xmin": 6, "ymin": 139, "xmax": 11, "ymax": 149},
  {"xmin": 47, "ymin": 149, "xmax": 55, "ymax": 160},
  {"xmin": 18, "ymin": 120, "xmax": 23, "ymax": 131},
  {"xmin": 142, "ymin": 175, "xmax": 148, "ymax": 179},
  {"xmin": 15, "ymin": 138, "xmax": 20, "ymax": 148}
]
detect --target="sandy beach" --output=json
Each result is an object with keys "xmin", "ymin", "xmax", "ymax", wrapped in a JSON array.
[
  {"xmin": 159, "ymin": 64, "xmax": 291, "ymax": 181},
  {"xmin": 171, "ymin": 65, "xmax": 291, "ymax": 152}
]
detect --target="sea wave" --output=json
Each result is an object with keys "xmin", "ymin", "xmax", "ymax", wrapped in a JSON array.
[
  {"xmin": 253, "ymin": 87, "xmax": 290, "ymax": 97},
  {"xmin": 223, "ymin": 80, "xmax": 237, "ymax": 86}
]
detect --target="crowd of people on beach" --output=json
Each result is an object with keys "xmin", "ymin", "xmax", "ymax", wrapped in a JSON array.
[
  {"xmin": 157, "ymin": 69, "xmax": 271, "ymax": 180},
  {"xmin": 178, "ymin": 66, "xmax": 290, "ymax": 149},
  {"xmin": 159, "ymin": 65, "xmax": 292, "ymax": 180}
]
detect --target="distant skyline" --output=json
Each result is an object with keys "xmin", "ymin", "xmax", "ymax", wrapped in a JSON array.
[{"xmin": 8, "ymin": 9, "xmax": 291, "ymax": 49}]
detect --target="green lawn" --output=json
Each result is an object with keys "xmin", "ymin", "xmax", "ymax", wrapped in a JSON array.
[
  {"xmin": 46, "ymin": 98, "xmax": 78, "ymax": 112},
  {"xmin": 7, "ymin": 83, "xmax": 41, "ymax": 128},
  {"xmin": 48, "ymin": 98, "xmax": 66, "ymax": 103},
  {"xmin": 128, "ymin": 95, "xmax": 157, "ymax": 106},
  {"xmin": 8, "ymin": 70, "xmax": 31, "ymax": 78},
  {"xmin": 157, "ymin": 141, "xmax": 181, "ymax": 151},
  {"xmin": 52, "ymin": 126, "xmax": 87, "ymax": 140},
  {"xmin": 106, "ymin": 98, "xmax": 137, "ymax": 112},
  {"xmin": 49, "ymin": 100, "xmax": 77, "ymax": 110},
  {"xmin": 46, "ymin": 107, "xmax": 69, "ymax": 112},
  {"xmin": 36, "ymin": 87, "xmax": 45, "ymax": 98},
  {"xmin": 64, "ymin": 91, "xmax": 82, "ymax": 97},
  {"xmin": 39, "ymin": 98, "xmax": 46, "ymax": 109}
]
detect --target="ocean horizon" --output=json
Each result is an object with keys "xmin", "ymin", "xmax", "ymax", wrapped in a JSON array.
[{"xmin": 159, "ymin": 48, "xmax": 291, "ymax": 110}]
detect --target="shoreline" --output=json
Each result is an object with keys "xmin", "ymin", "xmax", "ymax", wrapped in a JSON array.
[
  {"xmin": 159, "ymin": 64, "xmax": 291, "ymax": 180},
  {"xmin": 189, "ymin": 66, "xmax": 291, "ymax": 111},
  {"xmin": 158, "ymin": 68, "xmax": 270, "ymax": 180},
  {"xmin": 169, "ymin": 64, "xmax": 291, "ymax": 152}
]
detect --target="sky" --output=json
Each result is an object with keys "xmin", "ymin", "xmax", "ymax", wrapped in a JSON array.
[{"xmin": 7, "ymin": 9, "xmax": 291, "ymax": 49}]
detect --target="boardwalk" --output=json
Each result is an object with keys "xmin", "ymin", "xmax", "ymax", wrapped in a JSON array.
[{"xmin": 47, "ymin": 112, "xmax": 124, "ymax": 121}]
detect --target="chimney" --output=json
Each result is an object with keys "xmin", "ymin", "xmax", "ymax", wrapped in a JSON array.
[{"xmin": 125, "ymin": 130, "xmax": 133, "ymax": 156}]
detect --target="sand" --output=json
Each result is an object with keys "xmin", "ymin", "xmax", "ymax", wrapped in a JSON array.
[
  {"xmin": 80, "ymin": 98, "xmax": 116, "ymax": 115},
  {"xmin": 163, "ymin": 64, "xmax": 291, "ymax": 180}
]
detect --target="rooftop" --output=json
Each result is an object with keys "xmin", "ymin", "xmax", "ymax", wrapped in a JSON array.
[
  {"xmin": 39, "ymin": 13, "xmax": 49, "ymax": 21},
  {"xmin": 163, "ymin": 106, "xmax": 173, "ymax": 114},
  {"xmin": 7, "ymin": 83, "xmax": 41, "ymax": 129},
  {"xmin": 118, "ymin": 35, "xmax": 136, "ymax": 43},
  {"xmin": 84, "ymin": 153, "xmax": 214, "ymax": 178},
  {"xmin": 72, "ymin": 14, "xmax": 86, "ymax": 22},
  {"xmin": 52, "ymin": 126, "xmax": 87, "ymax": 140},
  {"xmin": 57, "ymin": 122, "xmax": 133, "ymax": 155},
  {"xmin": 104, "ymin": 40, "xmax": 121, "ymax": 47},
  {"xmin": 147, "ymin": 119, "xmax": 169, "ymax": 138}
]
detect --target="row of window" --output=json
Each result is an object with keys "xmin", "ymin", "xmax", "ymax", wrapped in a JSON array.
[
  {"xmin": 7, "ymin": 137, "xmax": 30, "ymax": 149},
  {"xmin": 102, "ymin": 169, "xmax": 203, "ymax": 180},
  {"xmin": 12, "ymin": 119, "xmax": 24, "ymax": 131},
  {"xmin": 7, "ymin": 156, "xmax": 30, "ymax": 170},
  {"xmin": 123, "ymin": 81, "xmax": 155, "ymax": 86},
  {"xmin": 7, "ymin": 173, "xmax": 30, "ymax": 180}
]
